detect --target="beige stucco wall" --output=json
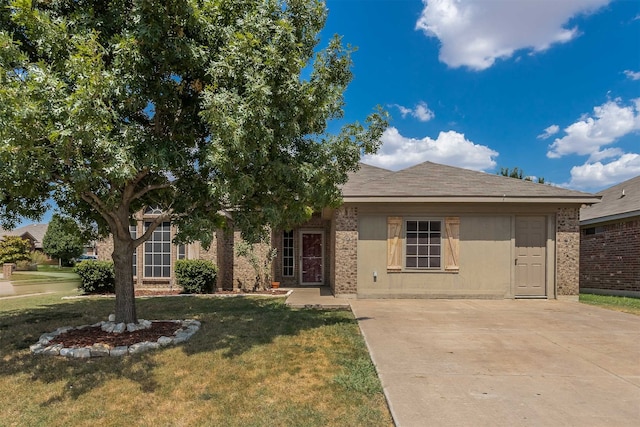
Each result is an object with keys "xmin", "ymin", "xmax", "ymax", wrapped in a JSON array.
[{"xmin": 354, "ymin": 203, "xmax": 562, "ymax": 299}]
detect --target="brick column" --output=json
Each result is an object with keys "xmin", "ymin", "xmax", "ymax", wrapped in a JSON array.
[
  {"xmin": 333, "ymin": 206, "xmax": 358, "ymax": 297},
  {"xmin": 556, "ymin": 207, "xmax": 580, "ymax": 296}
]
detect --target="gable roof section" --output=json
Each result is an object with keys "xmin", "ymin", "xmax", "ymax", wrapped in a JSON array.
[
  {"xmin": 341, "ymin": 163, "xmax": 393, "ymax": 195},
  {"xmin": 580, "ymin": 175, "xmax": 640, "ymax": 224},
  {"xmin": 0, "ymin": 223, "xmax": 48, "ymax": 249},
  {"xmin": 343, "ymin": 161, "xmax": 599, "ymax": 204}
]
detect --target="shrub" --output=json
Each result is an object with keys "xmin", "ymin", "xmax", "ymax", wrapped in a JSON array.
[
  {"xmin": 175, "ymin": 259, "xmax": 217, "ymax": 294},
  {"xmin": 15, "ymin": 260, "xmax": 37, "ymax": 271},
  {"xmin": 74, "ymin": 261, "xmax": 115, "ymax": 294},
  {"xmin": 30, "ymin": 250, "xmax": 49, "ymax": 265}
]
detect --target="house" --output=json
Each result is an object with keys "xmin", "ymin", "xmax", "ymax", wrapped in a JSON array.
[
  {"xmin": 579, "ymin": 175, "xmax": 640, "ymax": 297},
  {"xmin": 99, "ymin": 161, "xmax": 599, "ymax": 299},
  {"xmin": 0, "ymin": 223, "xmax": 97, "ymax": 259},
  {"xmin": 0, "ymin": 223, "xmax": 49, "ymax": 252}
]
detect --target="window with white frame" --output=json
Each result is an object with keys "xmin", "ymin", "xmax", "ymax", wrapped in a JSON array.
[
  {"xmin": 282, "ymin": 230, "xmax": 294, "ymax": 277},
  {"xmin": 405, "ymin": 219, "xmax": 442, "ymax": 269},
  {"xmin": 130, "ymin": 225, "xmax": 137, "ymax": 276},
  {"xmin": 178, "ymin": 244, "xmax": 186, "ymax": 260},
  {"xmin": 145, "ymin": 206, "xmax": 163, "ymax": 215},
  {"xmin": 144, "ymin": 221, "xmax": 171, "ymax": 277}
]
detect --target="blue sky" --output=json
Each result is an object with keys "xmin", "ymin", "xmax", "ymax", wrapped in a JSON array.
[{"xmin": 321, "ymin": 0, "xmax": 640, "ymax": 192}]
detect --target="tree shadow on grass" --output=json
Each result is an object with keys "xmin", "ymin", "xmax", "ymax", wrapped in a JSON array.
[{"xmin": 0, "ymin": 295, "xmax": 354, "ymax": 401}]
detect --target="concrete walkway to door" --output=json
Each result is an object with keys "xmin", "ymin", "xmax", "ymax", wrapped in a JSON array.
[{"xmin": 350, "ymin": 299, "xmax": 640, "ymax": 427}]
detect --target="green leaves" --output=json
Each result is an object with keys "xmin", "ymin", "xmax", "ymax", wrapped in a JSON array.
[
  {"xmin": 0, "ymin": 1, "xmax": 388, "ymax": 314},
  {"xmin": 42, "ymin": 214, "xmax": 84, "ymax": 263}
]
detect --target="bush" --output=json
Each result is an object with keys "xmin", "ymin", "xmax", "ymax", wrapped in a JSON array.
[
  {"xmin": 175, "ymin": 259, "xmax": 217, "ymax": 294},
  {"xmin": 15, "ymin": 260, "xmax": 37, "ymax": 271},
  {"xmin": 74, "ymin": 261, "xmax": 115, "ymax": 294}
]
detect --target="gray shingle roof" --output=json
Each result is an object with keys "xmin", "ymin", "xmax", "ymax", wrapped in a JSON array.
[
  {"xmin": 343, "ymin": 161, "xmax": 598, "ymax": 201},
  {"xmin": 580, "ymin": 175, "xmax": 640, "ymax": 223},
  {"xmin": 0, "ymin": 223, "xmax": 48, "ymax": 249}
]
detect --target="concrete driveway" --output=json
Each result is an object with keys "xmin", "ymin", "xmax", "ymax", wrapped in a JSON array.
[{"xmin": 350, "ymin": 299, "xmax": 640, "ymax": 427}]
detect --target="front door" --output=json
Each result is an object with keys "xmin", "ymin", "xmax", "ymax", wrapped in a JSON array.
[
  {"xmin": 515, "ymin": 216, "xmax": 547, "ymax": 297},
  {"xmin": 300, "ymin": 231, "xmax": 324, "ymax": 285}
]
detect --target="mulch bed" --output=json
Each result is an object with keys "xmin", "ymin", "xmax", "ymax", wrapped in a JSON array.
[
  {"xmin": 49, "ymin": 321, "xmax": 182, "ymax": 348},
  {"xmin": 54, "ymin": 289, "xmax": 288, "ymax": 348}
]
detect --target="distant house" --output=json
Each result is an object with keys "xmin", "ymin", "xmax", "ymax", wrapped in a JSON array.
[
  {"xmin": 99, "ymin": 161, "xmax": 599, "ymax": 299},
  {"xmin": 0, "ymin": 223, "xmax": 98, "ymax": 259},
  {"xmin": 580, "ymin": 176, "xmax": 640, "ymax": 297},
  {"xmin": 0, "ymin": 223, "xmax": 49, "ymax": 252}
]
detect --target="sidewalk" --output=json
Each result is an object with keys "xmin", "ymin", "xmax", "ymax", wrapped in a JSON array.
[{"xmin": 284, "ymin": 286, "xmax": 351, "ymax": 310}]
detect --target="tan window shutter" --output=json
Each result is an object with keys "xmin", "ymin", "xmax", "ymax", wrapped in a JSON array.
[
  {"xmin": 444, "ymin": 217, "xmax": 460, "ymax": 271},
  {"xmin": 387, "ymin": 217, "xmax": 403, "ymax": 270}
]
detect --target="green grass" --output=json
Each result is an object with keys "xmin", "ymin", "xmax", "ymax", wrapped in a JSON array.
[
  {"xmin": 0, "ymin": 294, "xmax": 392, "ymax": 426},
  {"xmin": 36, "ymin": 265, "xmax": 75, "ymax": 273},
  {"xmin": 579, "ymin": 293, "xmax": 640, "ymax": 316}
]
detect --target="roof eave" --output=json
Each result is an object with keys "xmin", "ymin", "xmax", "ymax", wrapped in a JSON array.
[
  {"xmin": 580, "ymin": 210, "xmax": 640, "ymax": 226},
  {"xmin": 343, "ymin": 196, "xmax": 601, "ymax": 204}
]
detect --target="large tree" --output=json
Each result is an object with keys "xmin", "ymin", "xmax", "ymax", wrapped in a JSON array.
[
  {"xmin": 42, "ymin": 214, "xmax": 84, "ymax": 266},
  {"xmin": 0, "ymin": 0, "xmax": 387, "ymax": 323}
]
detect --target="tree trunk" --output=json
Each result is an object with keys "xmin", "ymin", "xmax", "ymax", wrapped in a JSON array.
[{"xmin": 112, "ymin": 235, "xmax": 137, "ymax": 324}]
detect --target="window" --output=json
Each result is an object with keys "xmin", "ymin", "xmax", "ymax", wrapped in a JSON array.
[
  {"xmin": 144, "ymin": 222, "xmax": 171, "ymax": 277},
  {"xmin": 145, "ymin": 206, "xmax": 163, "ymax": 215},
  {"xmin": 405, "ymin": 220, "xmax": 441, "ymax": 269},
  {"xmin": 130, "ymin": 225, "xmax": 137, "ymax": 277},
  {"xmin": 584, "ymin": 226, "xmax": 604, "ymax": 236},
  {"xmin": 282, "ymin": 230, "xmax": 294, "ymax": 277},
  {"xmin": 178, "ymin": 244, "xmax": 186, "ymax": 260}
]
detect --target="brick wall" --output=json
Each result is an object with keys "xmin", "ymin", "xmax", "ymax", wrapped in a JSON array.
[
  {"xmin": 556, "ymin": 207, "xmax": 580, "ymax": 296},
  {"xmin": 580, "ymin": 218, "xmax": 640, "ymax": 294},
  {"xmin": 233, "ymin": 231, "xmax": 272, "ymax": 290},
  {"xmin": 333, "ymin": 206, "xmax": 358, "ymax": 296}
]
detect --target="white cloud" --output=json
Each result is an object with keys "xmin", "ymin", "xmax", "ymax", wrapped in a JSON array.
[
  {"xmin": 362, "ymin": 126, "xmax": 498, "ymax": 171},
  {"xmin": 624, "ymin": 70, "xmax": 640, "ymax": 80},
  {"xmin": 566, "ymin": 153, "xmax": 640, "ymax": 189},
  {"xmin": 537, "ymin": 124, "xmax": 560, "ymax": 140},
  {"xmin": 392, "ymin": 102, "xmax": 435, "ymax": 122},
  {"xmin": 415, "ymin": 0, "xmax": 610, "ymax": 70},
  {"xmin": 547, "ymin": 98, "xmax": 640, "ymax": 160}
]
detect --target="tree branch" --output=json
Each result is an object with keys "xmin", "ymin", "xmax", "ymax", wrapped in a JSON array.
[
  {"xmin": 122, "ymin": 168, "xmax": 150, "ymax": 202},
  {"xmin": 131, "ymin": 182, "xmax": 172, "ymax": 202}
]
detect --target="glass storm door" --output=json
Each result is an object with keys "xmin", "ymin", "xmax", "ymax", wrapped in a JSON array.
[{"xmin": 300, "ymin": 232, "xmax": 324, "ymax": 285}]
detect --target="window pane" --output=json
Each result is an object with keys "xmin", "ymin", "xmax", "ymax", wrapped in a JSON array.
[
  {"xmin": 405, "ymin": 220, "xmax": 442, "ymax": 270},
  {"xmin": 282, "ymin": 230, "xmax": 295, "ymax": 277},
  {"xmin": 144, "ymin": 221, "xmax": 172, "ymax": 277}
]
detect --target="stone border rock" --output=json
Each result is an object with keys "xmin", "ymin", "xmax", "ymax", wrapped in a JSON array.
[{"xmin": 30, "ymin": 318, "xmax": 200, "ymax": 358}]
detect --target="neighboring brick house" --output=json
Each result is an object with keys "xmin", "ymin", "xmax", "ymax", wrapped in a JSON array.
[
  {"xmin": 98, "ymin": 161, "xmax": 598, "ymax": 299},
  {"xmin": 580, "ymin": 175, "xmax": 640, "ymax": 297}
]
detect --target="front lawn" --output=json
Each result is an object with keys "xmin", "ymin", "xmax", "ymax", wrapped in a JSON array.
[
  {"xmin": 579, "ymin": 293, "xmax": 640, "ymax": 316},
  {"xmin": 0, "ymin": 294, "xmax": 392, "ymax": 426}
]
